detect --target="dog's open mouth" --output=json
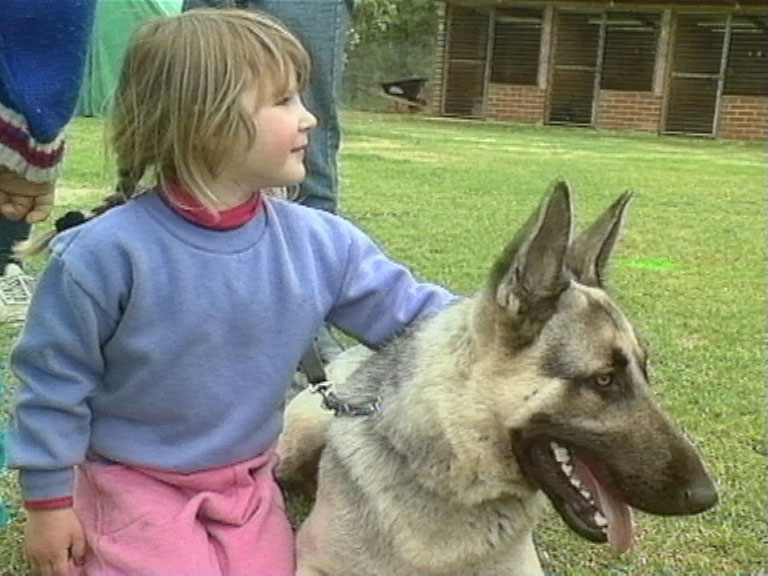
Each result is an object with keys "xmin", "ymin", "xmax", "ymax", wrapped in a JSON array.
[{"xmin": 517, "ymin": 439, "xmax": 634, "ymax": 554}]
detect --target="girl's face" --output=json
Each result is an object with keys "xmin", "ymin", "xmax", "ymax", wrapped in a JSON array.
[{"xmin": 224, "ymin": 82, "xmax": 317, "ymax": 191}]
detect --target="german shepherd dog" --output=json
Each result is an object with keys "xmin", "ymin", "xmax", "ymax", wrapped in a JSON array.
[{"xmin": 277, "ymin": 182, "xmax": 718, "ymax": 576}]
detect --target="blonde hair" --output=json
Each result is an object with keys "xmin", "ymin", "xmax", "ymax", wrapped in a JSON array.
[
  {"xmin": 15, "ymin": 8, "xmax": 310, "ymax": 260},
  {"xmin": 111, "ymin": 8, "xmax": 311, "ymax": 209}
]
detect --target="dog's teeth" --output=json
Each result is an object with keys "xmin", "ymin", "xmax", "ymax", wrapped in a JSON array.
[
  {"xmin": 580, "ymin": 488, "xmax": 594, "ymax": 502},
  {"xmin": 569, "ymin": 476, "xmax": 582, "ymax": 489},
  {"xmin": 594, "ymin": 511, "xmax": 608, "ymax": 529},
  {"xmin": 561, "ymin": 463, "xmax": 573, "ymax": 476},
  {"xmin": 550, "ymin": 442, "xmax": 571, "ymax": 464}
]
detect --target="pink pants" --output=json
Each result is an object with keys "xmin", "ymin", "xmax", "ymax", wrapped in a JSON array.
[{"xmin": 74, "ymin": 451, "xmax": 294, "ymax": 576}]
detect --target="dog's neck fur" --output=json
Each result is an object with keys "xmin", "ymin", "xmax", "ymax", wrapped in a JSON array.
[{"xmin": 370, "ymin": 297, "xmax": 545, "ymax": 508}]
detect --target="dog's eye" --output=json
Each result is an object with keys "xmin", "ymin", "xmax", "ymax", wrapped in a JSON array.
[{"xmin": 594, "ymin": 374, "xmax": 613, "ymax": 387}]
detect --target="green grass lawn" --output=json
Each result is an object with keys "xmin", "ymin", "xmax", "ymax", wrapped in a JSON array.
[{"xmin": 1, "ymin": 111, "xmax": 764, "ymax": 575}]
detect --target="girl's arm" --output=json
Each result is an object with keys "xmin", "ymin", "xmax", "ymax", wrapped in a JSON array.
[
  {"xmin": 327, "ymin": 222, "xmax": 457, "ymax": 348},
  {"xmin": 7, "ymin": 249, "xmax": 117, "ymax": 505}
]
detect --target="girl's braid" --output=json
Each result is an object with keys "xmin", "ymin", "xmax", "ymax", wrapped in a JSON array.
[{"xmin": 14, "ymin": 166, "xmax": 145, "ymax": 259}]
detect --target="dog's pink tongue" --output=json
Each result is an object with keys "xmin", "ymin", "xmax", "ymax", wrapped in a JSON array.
[
  {"xmin": 575, "ymin": 460, "xmax": 634, "ymax": 554},
  {"xmin": 595, "ymin": 478, "xmax": 634, "ymax": 554}
]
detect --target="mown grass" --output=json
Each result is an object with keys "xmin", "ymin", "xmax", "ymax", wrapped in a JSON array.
[{"xmin": 1, "ymin": 111, "xmax": 764, "ymax": 575}]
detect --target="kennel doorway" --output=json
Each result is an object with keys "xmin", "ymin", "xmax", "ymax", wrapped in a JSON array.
[
  {"xmin": 443, "ymin": 5, "xmax": 490, "ymax": 117},
  {"xmin": 547, "ymin": 10, "xmax": 602, "ymax": 125},
  {"xmin": 664, "ymin": 14, "xmax": 729, "ymax": 135}
]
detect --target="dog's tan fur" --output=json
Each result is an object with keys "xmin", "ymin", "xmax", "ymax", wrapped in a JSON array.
[{"xmin": 278, "ymin": 182, "xmax": 717, "ymax": 576}]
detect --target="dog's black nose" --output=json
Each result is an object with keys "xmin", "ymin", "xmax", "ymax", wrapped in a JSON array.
[{"xmin": 683, "ymin": 477, "xmax": 718, "ymax": 513}]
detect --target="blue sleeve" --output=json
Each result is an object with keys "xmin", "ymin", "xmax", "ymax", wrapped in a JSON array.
[
  {"xmin": 327, "ymin": 223, "xmax": 457, "ymax": 348},
  {"xmin": 0, "ymin": 0, "xmax": 96, "ymax": 142},
  {"xmin": 6, "ymin": 252, "xmax": 118, "ymax": 501}
]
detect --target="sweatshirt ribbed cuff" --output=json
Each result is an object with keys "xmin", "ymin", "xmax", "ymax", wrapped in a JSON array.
[
  {"xmin": 24, "ymin": 496, "xmax": 74, "ymax": 510},
  {"xmin": 0, "ymin": 102, "xmax": 64, "ymax": 183},
  {"xmin": 19, "ymin": 467, "xmax": 75, "ymax": 502}
]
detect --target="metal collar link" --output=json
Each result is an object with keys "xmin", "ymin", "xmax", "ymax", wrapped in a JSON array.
[{"xmin": 309, "ymin": 382, "xmax": 381, "ymax": 417}]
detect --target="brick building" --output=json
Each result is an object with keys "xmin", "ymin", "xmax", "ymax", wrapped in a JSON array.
[{"xmin": 431, "ymin": 0, "xmax": 767, "ymax": 139}]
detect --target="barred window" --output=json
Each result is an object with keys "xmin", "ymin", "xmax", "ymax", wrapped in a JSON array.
[
  {"xmin": 491, "ymin": 8, "xmax": 543, "ymax": 85},
  {"xmin": 601, "ymin": 12, "xmax": 661, "ymax": 91},
  {"xmin": 725, "ymin": 16, "xmax": 768, "ymax": 96}
]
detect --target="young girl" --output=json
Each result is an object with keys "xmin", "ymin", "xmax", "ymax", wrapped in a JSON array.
[{"xmin": 7, "ymin": 9, "xmax": 453, "ymax": 576}]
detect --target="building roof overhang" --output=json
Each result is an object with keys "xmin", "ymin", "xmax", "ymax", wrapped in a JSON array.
[{"xmin": 447, "ymin": 0, "xmax": 767, "ymax": 10}]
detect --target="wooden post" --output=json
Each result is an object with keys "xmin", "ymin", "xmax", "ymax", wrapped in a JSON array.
[
  {"xmin": 713, "ymin": 12, "xmax": 733, "ymax": 136},
  {"xmin": 481, "ymin": 7, "xmax": 495, "ymax": 118},
  {"xmin": 659, "ymin": 9, "xmax": 677, "ymax": 133},
  {"xmin": 654, "ymin": 9, "xmax": 672, "ymax": 96},
  {"xmin": 592, "ymin": 11, "xmax": 607, "ymax": 127},
  {"xmin": 432, "ymin": 1, "xmax": 449, "ymax": 115},
  {"xmin": 539, "ymin": 5, "xmax": 554, "ymax": 90},
  {"xmin": 439, "ymin": 1, "xmax": 453, "ymax": 117}
]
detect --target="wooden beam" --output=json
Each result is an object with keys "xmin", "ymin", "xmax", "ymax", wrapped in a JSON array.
[
  {"xmin": 482, "ymin": 8, "xmax": 496, "ymax": 118},
  {"xmin": 440, "ymin": 2, "xmax": 454, "ymax": 116},
  {"xmin": 447, "ymin": 0, "xmax": 767, "ymax": 9},
  {"xmin": 538, "ymin": 5, "xmax": 554, "ymax": 89},
  {"xmin": 592, "ymin": 12, "xmax": 607, "ymax": 127},
  {"xmin": 653, "ymin": 9, "xmax": 672, "ymax": 96},
  {"xmin": 712, "ymin": 12, "xmax": 733, "ymax": 136},
  {"xmin": 658, "ymin": 8, "xmax": 676, "ymax": 133}
]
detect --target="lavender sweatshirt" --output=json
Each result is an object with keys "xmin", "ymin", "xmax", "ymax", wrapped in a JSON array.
[{"xmin": 7, "ymin": 192, "xmax": 454, "ymax": 500}]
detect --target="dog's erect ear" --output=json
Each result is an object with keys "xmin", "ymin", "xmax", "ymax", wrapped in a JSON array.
[
  {"xmin": 490, "ymin": 180, "xmax": 572, "ymax": 316},
  {"xmin": 567, "ymin": 191, "xmax": 633, "ymax": 287}
]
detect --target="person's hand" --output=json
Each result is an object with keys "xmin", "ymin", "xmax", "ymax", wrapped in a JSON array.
[
  {"xmin": 0, "ymin": 167, "xmax": 55, "ymax": 223},
  {"xmin": 24, "ymin": 507, "xmax": 87, "ymax": 576}
]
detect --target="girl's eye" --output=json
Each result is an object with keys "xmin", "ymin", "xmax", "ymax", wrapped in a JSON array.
[{"xmin": 277, "ymin": 94, "xmax": 295, "ymax": 106}]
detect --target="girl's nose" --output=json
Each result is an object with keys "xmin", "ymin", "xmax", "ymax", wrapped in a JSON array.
[{"xmin": 299, "ymin": 99, "xmax": 317, "ymax": 131}]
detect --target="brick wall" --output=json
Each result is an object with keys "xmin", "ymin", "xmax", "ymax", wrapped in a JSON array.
[
  {"xmin": 597, "ymin": 90, "xmax": 662, "ymax": 133},
  {"xmin": 434, "ymin": 2, "xmax": 765, "ymax": 141},
  {"xmin": 486, "ymin": 84, "xmax": 546, "ymax": 123},
  {"xmin": 718, "ymin": 95, "xmax": 767, "ymax": 140}
]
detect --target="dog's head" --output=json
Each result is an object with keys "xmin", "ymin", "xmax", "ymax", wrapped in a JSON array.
[{"xmin": 477, "ymin": 182, "xmax": 717, "ymax": 553}]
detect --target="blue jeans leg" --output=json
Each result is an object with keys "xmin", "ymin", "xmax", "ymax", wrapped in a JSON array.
[
  {"xmin": 0, "ymin": 218, "xmax": 29, "ymax": 270},
  {"xmin": 181, "ymin": 0, "xmax": 350, "ymax": 214}
]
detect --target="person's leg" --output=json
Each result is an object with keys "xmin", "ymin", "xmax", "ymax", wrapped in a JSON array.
[
  {"xmin": 74, "ymin": 461, "xmax": 221, "ymax": 575},
  {"xmin": 181, "ymin": 0, "xmax": 235, "ymax": 9},
  {"xmin": 181, "ymin": 0, "xmax": 347, "ymax": 363},
  {"xmin": 256, "ymin": 0, "xmax": 350, "ymax": 363},
  {"xmin": 252, "ymin": 0, "xmax": 350, "ymax": 214},
  {"xmin": 76, "ymin": 452, "xmax": 294, "ymax": 576},
  {"xmin": 183, "ymin": 0, "xmax": 351, "ymax": 213},
  {"xmin": 181, "ymin": 0, "xmax": 349, "ymax": 213},
  {"xmin": 0, "ymin": 217, "xmax": 34, "ymax": 323},
  {"xmin": 0, "ymin": 217, "xmax": 30, "ymax": 271},
  {"xmin": 201, "ymin": 451, "xmax": 295, "ymax": 576}
]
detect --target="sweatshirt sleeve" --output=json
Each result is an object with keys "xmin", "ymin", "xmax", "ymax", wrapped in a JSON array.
[
  {"xmin": 0, "ymin": 0, "xmax": 97, "ymax": 182},
  {"xmin": 327, "ymin": 222, "xmax": 457, "ymax": 348},
  {"xmin": 6, "ymin": 251, "xmax": 118, "ymax": 501}
]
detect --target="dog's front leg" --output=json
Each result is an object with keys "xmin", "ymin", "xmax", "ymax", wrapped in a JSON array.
[
  {"xmin": 295, "ymin": 526, "xmax": 330, "ymax": 576},
  {"xmin": 295, "ymin": 561, "xmax": 329, "ymax": 576},
  {"xmin": 503, "ymin": 534, "xmax": 545, "ymax": 576},
  {"xmin": 295, "ymin": 488, "xmax": 339, "ymax": 576}
]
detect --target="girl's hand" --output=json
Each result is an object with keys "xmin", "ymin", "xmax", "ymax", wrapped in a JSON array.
[{"xmin": 24, "ymin": 507, "xmax": 86, "ymax": 576}]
